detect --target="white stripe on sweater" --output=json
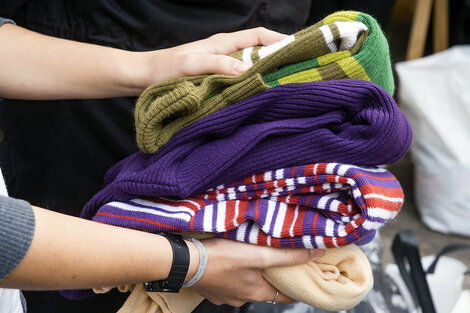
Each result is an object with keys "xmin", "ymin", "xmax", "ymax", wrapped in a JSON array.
[
  {"xmin": 363, "ymin": 193, "xmax": 404, "ymax": 203},
  {"xmin": 109, "ymin": 201, "xmax": 191, "ymax": 221},
  {"xmin": 319, "ymin": 25, "xmax": 337, "ymax": 52},
  {"xmin": 216, "ymin": 201, "xmax": 227, "ymax": 232},
  {"xmin": 273, "ymin": 202, "xmax": 287, "ymax": 238},
  {"xmin": 289, "ymin": 205, "xmax": 299, "ymax": 237},
  {"xmin": 335, "ymin": 21, "xmax": 368, "ymax": 50},
  {"xmin": 131, "ymin": 198, "xmax": 197, "ymax": 215},
  {"xmin": 262, "ymin": 200, "xmax": 276, "ymax": 234},
  {"xmin": 236, "ymin": 222, "xmax": 248, "ymax": 242},
  {"xmin": 258, "ymin": 34, "xmax": 295, "ymax": 60},
  {"xmin": 242, "ymin": 47, "xmax": 253, "ymax": 65},
  {"xmin": 203, "ymin": 204, "xmax": 213, "ymax": 232}
]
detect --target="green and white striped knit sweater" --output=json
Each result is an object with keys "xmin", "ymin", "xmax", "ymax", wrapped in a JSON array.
[{"xmin": 136, "ymin": 11, "xmax": 394, "ymax": 154}]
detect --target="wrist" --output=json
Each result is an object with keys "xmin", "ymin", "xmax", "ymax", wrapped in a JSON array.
[{"xmin": 116, "ymin": 50, "xmax": 154, "ymax": 96}]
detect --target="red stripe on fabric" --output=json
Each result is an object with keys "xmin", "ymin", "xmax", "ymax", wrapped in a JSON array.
[
  {"xmin": 258, "ymin": 232, "xmax": 268, "ymax": 246},
  {"xmin": 352, "ymin": 172, "xmax": 396, "ymax": 181},
  {"xmin": 358, "ymin": 185, "xmax": 404, "ymax": 198},
  {"xmin": 336, "ymin": 203, "xmax": 351, "ymax": 215},
  {"xmin": 325, "ymin": 174, "xmax": 339, "ymax": 182},
  {"xmin": 255, "ymin": 189, "xmax": 265, "ymax": 198},
  {"xmin": 304, "ymin": 164, "xmax": 315, "ymax": 176},
  {"xmin": 287, "ymin": 195, "xmax": 300, "ymax": 205},
  {"xmin": 293, "ymin": 208, "xmax": 307, "ymax": 237},
  {"xmin": 323, "ymin": 237, "xmax": 333, "ymax": 248},
  {"xmin": 351, "ymin": 229, "xmax": 361, "ymax": 240},
  {"xmin": 336, "ymin": 237, "xmax": 348, "ymax": 246},
  {"xmin": 265, "ymin": 181, "xmax": 276, "ymax": 190},
  {"xmin": 243, "ymin": 176, "xmax": 252, "ymax": 186},
  {"xmin": 237, "ymin": 200, "xmax": 250, "ymax": 226},
  {"xmin": 254, "ymin": 199, "xmax": 260, "ymax": 221},
  {"xmin": 311, "ymin": 212, "xmax": 319, "ymax": 236},
  {"xmin": 291, "ymin": 166, "xmax": 297, "ymax": 178},
  {"xmin": 270, "ymin": 237, "xmax": 281, "ymax": 247},
  {"xmin": 363, "ymin": 198, "xmax": 403, "ymax": 212},
  {"xmin": 345, "ymin": 223, "xmax": 356, "ymax": 234},
  {"xmin": 317, "ymin": 163, "xmax": 328, "ymax": 174},
  {"xmin": 255, "ymin": 172, "xmax": 265, "ymax": 184},
  {"xmin": 96, "ymin": 212, "xmax": 183, "ymax": 231},
  {"xmin": 282, "ymin": 204, "xmax": 296, "ymax": 237},
  {"xmin": 225, "ymin": 200, "xmax": 237, "ymax": 231},
  {"xmin": 300, "ymin": 186, "xmax": 311, "ymax": 194},
  {"xmin": 277, "ymin": 179, "xmax": 287, "ymax": 188}
]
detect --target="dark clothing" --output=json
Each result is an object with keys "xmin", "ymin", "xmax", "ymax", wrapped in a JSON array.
[{"xmin": 0, "ymin": 1, "xmax": 311, "ymax": 312}]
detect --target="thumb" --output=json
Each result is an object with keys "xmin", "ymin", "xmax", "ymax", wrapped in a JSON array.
[{"xmin": 259, "ymin": 247, "xmax": 325, "ymax": 268}]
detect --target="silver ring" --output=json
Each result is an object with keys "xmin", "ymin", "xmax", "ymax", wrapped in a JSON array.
[{"xmin": 266, "ymin": 290, "xmax": 279, "ymax": 305}]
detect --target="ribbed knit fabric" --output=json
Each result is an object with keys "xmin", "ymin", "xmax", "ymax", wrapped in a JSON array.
[
  {"xmin": 0, "ymin": 182, "xmax": 35, "ymax": 280},
  {"xmin": 82, "ymin": 79, "xmax": 411, "ymax": 217},
  {"xmin": 91, "ymin": 163, "xmax": 403, "ymax": 249},
  {"xmin": 136, "ymin": 11, "xmax": 394, "ymax": 153}
]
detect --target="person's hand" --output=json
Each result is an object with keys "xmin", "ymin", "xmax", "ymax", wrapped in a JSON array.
[
  {"xmin": 191, "ymin": 238, "xmax": 324, "ymax": 307},
  {"xmin": 138, "ymin": 27, "xmax": 287, "ymax": 89}
]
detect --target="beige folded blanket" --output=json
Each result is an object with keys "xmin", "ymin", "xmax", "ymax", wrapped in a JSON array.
[{"xmin": 95, "ymin": 244, "xmax": 373, "ymax": 312}]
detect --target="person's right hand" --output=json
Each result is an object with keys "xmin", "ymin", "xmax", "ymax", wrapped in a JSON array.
[{"xmin": 191, "ymin": 238, "xmax": 324, "ymax": 307}]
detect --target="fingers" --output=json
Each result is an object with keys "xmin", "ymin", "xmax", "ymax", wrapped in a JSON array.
[
  {"xmin": 256, "ymin": 246, "xmax": 325, "ymax": 269},
  {"xmin": 204, "ymin": 27, "xmax": 288, "ymax": 55},
  {"xmin": 176, "ymin": 53, "xmax": 251, "ymax": 77},
  {"xmin": 254, "ymin": 280, "xmax": 294, "ymax": 305}
]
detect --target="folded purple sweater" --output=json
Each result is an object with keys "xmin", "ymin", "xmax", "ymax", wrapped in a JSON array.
[{"xmin": 82, "ymin": 79, "xmax": 411, "ymax": 219}]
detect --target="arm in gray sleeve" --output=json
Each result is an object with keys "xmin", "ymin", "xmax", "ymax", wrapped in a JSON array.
[{"xmin": 0, "ymin": 196, "xmax": 35, "ymax": 280}]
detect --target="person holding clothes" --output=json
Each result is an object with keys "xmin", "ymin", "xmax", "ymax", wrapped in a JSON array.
[
  {"xmin": 0, "ymin": 14, "xmax": 325, "ymax": 313},
  {"xmin": 0, "ymin": 2, "xmax": 314, "ymax": 312}
]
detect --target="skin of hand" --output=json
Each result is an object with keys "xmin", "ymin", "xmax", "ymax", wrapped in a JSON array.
[
  {"xmin": 193, "ymin": 238, "xmax": 324, "ymax": 307},
  {"xmin": 0, "ymin": 23, "xmax": 287, "ymax": 99}
]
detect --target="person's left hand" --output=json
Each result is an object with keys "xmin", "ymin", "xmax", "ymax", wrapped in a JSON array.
[{"xmin": 190, "ymin": 238, "xmax": 324, "ymax": 307}]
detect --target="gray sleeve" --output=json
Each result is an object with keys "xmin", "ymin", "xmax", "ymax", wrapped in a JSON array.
[
  {"xmin": 0, "ymin": 17, "xmax": 15, "ymax": 27},
  {"xmin": 0, "ymin": 196, "xmax": 35, "ymax": 280}
]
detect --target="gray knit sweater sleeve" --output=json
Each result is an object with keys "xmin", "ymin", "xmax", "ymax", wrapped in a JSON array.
[{"xmin": 0, "ymin": 196, "xmax": 35, "ymax": 280}]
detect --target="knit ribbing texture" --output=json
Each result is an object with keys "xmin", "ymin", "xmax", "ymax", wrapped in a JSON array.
[
  {"xmin": 81, "ymin": 79, "xmax": 411, "ymax": 218},
  {"xmin": 136, "ymin": 11, "xmax": 394, "ymax": 153},
  {"xmin": 91, "ymin": 163, "xmax": 403, "ymax": 248}
]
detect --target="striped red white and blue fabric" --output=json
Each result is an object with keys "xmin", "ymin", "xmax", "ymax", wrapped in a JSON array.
[{"xmin": 93, "ymin": 163, "xmax": 403, "ymax": 249}]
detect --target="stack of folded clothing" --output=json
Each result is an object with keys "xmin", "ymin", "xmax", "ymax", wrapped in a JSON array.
[{"xmin": 69, "ymin": 11, "xmax": 412, "ymax": 313}]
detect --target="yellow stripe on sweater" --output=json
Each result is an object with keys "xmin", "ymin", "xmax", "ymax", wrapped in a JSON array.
[
  {"xmin": 337, "ymin": 57, "xmax": 370, "ymax": 80},
  {"xmin": 323, "ymin": 11, "xmax": 359, "ymax": 24},
  {"xmin": 317, "ymin": 50, "xmax": 351, "ymax": 66},
  {"xmin": 277, "ymin": 68, "xmax": 323, "ymax": 84}
]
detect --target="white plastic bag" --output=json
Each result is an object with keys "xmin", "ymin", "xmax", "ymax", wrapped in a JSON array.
[{"xmin": 396, "ymin": 46, "xmax": 470, "ymax": 237}]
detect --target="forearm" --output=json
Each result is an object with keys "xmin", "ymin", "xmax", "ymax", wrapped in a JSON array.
[
  {"xmin": 0, "ymin": 23, "xmax": 150, "ymax": 99},
  {"xmin": 0, "ymin": 206, "xmax": 198, "ymax": 290}
]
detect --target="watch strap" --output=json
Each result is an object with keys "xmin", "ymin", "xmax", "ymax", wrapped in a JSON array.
[{"xmin": 144, "ymin": 233, "xmax": 189, "ymax": 293}]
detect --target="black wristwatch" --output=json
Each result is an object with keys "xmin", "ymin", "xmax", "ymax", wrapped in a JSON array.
[{"xmin": 144, "ymin": 233, "xmax": 190, "ymax": 293}]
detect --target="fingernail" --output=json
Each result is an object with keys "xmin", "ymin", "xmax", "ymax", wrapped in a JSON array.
[
  {"xmin": 233, "ymin": 61, "xmax": 251, "ymax": 74},
  {"xmin": 310, "ymin": 249, "xmax": 325, "ymax": 260}
]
